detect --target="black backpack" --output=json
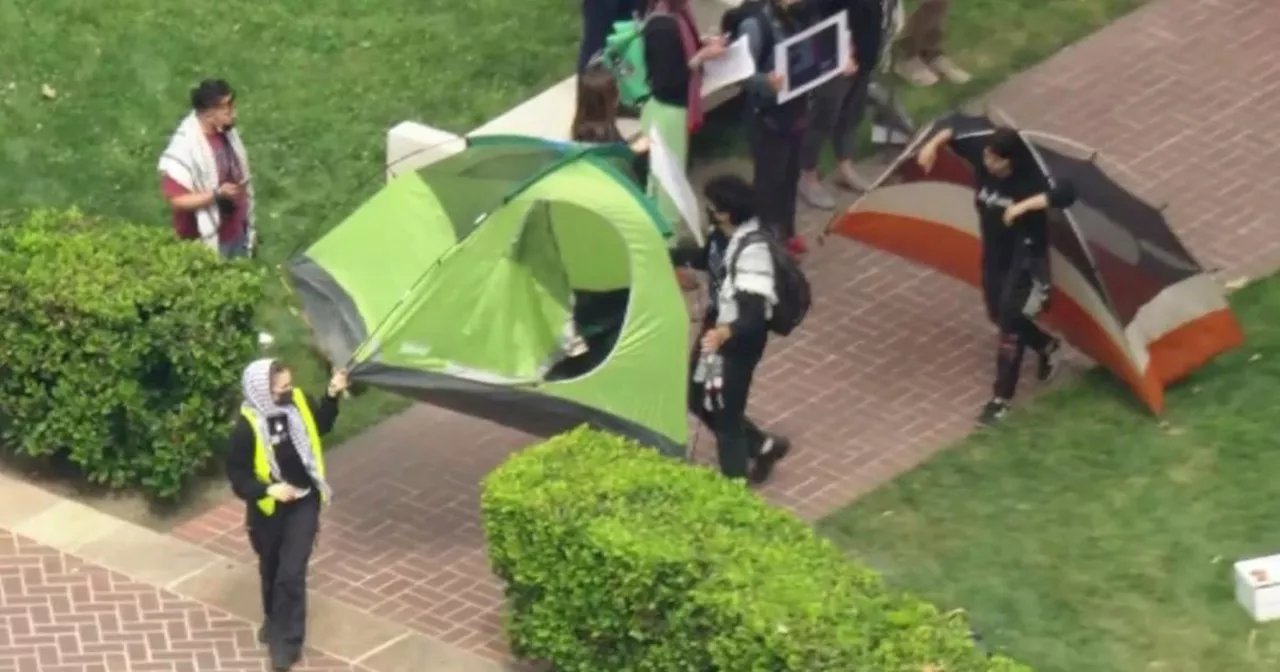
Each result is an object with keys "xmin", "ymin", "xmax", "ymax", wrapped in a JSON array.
[
  {"xmin": 729, "ymin": 231, "xmax": 811, "ymax": 337},
  {"xmin": 721, "ymin": 0, "xmax": 774, "ymax": 60}
]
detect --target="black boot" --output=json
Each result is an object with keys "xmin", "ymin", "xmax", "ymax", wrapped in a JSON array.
[{"xmin": 749, "ymin": 436, "xmax": 792, "ymax": 484}]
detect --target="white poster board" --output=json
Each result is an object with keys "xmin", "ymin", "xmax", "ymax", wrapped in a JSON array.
[
  {"xmin": 775, "ymin": 11, "xmax": 851, "ymax": 104},
  {"xmin": 700, "ymin": 36, "xmax": 756, "ymax": 98},
  {"xmin": 647, "ymin": 128, "xmax": 705, "ymax": 247}
]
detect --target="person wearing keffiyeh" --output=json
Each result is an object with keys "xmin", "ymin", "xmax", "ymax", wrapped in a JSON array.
[{"xmin": 226, "ymin": 358, "xmax": 348, "ymax": 672}]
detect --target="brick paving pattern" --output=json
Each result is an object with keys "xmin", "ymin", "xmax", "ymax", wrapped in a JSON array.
[
  {"xmin": 171, "ymin": 0, "xmax": 1280, "ymax": 665},
  {"xmin": 0, "ymin": 530, "xmax": 366, "ymax": 672}
]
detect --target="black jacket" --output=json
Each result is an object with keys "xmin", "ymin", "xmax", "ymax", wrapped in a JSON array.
[{"xmin": 226, "ymin": 392, "xmax": 340, "ymax": 503}]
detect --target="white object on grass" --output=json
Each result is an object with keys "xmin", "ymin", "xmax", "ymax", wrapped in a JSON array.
[{"xmin": 1235, "ymin": 554, "xmax": 1280, "ymax": 622}]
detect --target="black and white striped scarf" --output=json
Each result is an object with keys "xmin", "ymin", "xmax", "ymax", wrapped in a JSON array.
[{"xmin": 241, "ymin": 358, "xmax": 331, "ymax": 501}]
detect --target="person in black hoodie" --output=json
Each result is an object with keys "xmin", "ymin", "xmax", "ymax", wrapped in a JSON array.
[
  {"xmin": 226, "ymin": 358, "xmax": 348, "ymax": 671},
  {"xmin": 671, "ymin": 174, "xmax": 792, "ymax": 483},
  {"xmin": 917, "ymin": 119, "xmax": 1076, "ymax": 425},
  {"xmin": 797, "ymin": 0, "xmax": 887, "ymax": 209}
]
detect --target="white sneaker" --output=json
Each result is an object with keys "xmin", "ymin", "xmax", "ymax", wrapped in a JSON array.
[
  {"xmin": 895, "ymin": 57, "xmax": 939, "ymax": 87},
  {"xmin": 928, "ymin": 55, "xmax": 972, "ymax": 84}
]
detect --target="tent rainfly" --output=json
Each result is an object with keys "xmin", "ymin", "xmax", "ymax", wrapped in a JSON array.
[
  {"xmin": 826, "ymin": 112, "xmax": 1244, "ymax": 414},
  {"xmin": 287, "ymin": 136, "xmax": 690, "ymax": 455}
]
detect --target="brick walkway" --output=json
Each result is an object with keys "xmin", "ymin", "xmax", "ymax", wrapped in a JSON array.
[
  {"xmin": 0, "ymin": 530, "xmax": 362, "ymax": 672},
  {"xmin": 171, "ymin": 0, "xmax": 1280, "ymax": 666}
]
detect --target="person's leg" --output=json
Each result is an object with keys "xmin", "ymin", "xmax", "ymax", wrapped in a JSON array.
[
  {"xmin": 748, "ymin": 115, "xmax": 790, "ymax": 243},
  {"xmin": 269, "ymin": 495, "xmax": 321, "ymax": 669},
  {"xmin": 797, "ymin": 77, "xmax": 848, "ymax": 210},
  {"xmin": 218, "ymin": 230, "xmax": 248, "ymax": 260},
  {"xmin": 830, "ymin": 70, "xmax": 874, "ymax": 192},
  {"xmin": 712, "ymin": 352, "xmax": 761, "ymax": 481},
  {"xmin": 779, "ymin": 128, "xmax": 804, "ymax": 248},
  {"xmin": 914, "ymin": 0, "xmax": 970, "ymax": 84},
  {"xmin": 983, "ymin": 267, "xmax": 1035, "ymax": 424},
  {"xmin": 578, "ymin": 0, "xmax": 619, "ymax": 73},
  {"xmin": 894, "ymin": 0, "xmax": 947, "ymax": 86},
  {"xmin": 247, "ymin": 508, "xmax": 282, "ymax": 644}
]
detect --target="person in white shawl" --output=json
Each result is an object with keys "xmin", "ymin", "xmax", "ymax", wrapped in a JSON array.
[
  {"xmin": 691, "ymin": 174, "xmax": 792, "ymax": 485},
  {"xmin": 158, "ymin": 78, "xmax": 257, "ymax": 259}
]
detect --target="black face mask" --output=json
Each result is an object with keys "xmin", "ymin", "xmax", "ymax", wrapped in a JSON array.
[{"xmin": 275, "ymin": 391, "xmax": 294, "ymax": 406}]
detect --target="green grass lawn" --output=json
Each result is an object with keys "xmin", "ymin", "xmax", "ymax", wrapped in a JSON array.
[
  {"xmin": 693, "ymin": 0, "xmax": 1151, "ymax": 164},
  {"xmin": 0, "ymin": 0, "xmax": 579, "ymax": 447},
  {"xmin": 821, "ymin": 277, "xmax": 1280, "ymax": 671}
]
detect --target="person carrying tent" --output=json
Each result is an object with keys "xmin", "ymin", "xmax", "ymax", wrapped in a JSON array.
[
  {"xmin": 683, "ymin": 173, "xmax": 811, "ymax": 483},
  {"xmin": 917, "ymin": 117, "xmax": 1076, "ymax": 425}
]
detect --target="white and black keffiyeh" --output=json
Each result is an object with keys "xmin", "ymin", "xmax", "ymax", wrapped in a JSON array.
[{"xmin": 241, "ymin": 358, "xmax": 332, "ymax": 502}]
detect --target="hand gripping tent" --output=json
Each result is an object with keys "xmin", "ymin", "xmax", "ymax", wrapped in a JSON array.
[
  {"xmin": 286, "ymin": 136, "xmax": 689, "ymax": 455},
  {"xmin": 826, "ymin": 112, "xmax": 1244, "ymax": 414}
]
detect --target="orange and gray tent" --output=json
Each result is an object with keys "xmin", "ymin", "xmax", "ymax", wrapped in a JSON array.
[{"xmin": 825, "ymin": 112, "xmax": 1244, "ymax": 414}]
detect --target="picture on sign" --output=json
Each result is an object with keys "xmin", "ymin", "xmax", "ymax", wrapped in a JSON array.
[{"xmin": 775, "ymin": 11, "xmax": 851, "ymax": 104}]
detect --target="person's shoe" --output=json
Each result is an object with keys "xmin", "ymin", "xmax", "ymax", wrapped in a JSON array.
[
  {"xmin": 798, "ymin": 179, "xmax": 836, "ymax": 210},
  {"xmin": 895, "ymin": 57, "xmax": 939, "ymax": 86},
  {"xmin": 927, "ymin": 55, "xmax": 972, "ymax": 84},
  {"xmin": 835, "ymin": 166, "xmax": 872, "ymax": 193},
  {"xmin": 270, "ymin": 645, "xmax": 300, "ymax": 672},
  {"xmin": 786, "ymin": 235, "xmax": 809, "ymax": 257},
  {"xmin": 257, "ymin": 622, "xmax": 269, "ymax": 645},
  {"xmin": 1037, "ymin": 338, "xmax": 1061, "ymax": 382},
  {"xmin": 749, "ymin": 435, "xmax": 792, "ymax": 485},
  {"xmin": 978, "ymin": 398, "xmax": 1010, "ymax": 426}
]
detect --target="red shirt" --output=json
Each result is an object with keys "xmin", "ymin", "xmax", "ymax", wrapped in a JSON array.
[{"xmin": 161, "ymin": 131, "xmax": 247, "ymax": 243}]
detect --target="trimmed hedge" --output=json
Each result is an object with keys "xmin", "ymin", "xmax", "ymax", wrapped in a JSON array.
[
  {"xmin": 482, "ymin": 427, "xmax": 1032, "ymax": 671},
  {"xmin": 0, "ymin": 208, "xmax": 264, "ymax": 499}
]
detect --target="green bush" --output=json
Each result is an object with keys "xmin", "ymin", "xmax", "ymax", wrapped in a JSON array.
[
  {"xmin": 0, "ymin": 208, "xmax": 265, "ymax": 499},
  {"xmin": 482, "ymin": 427, "xmax": 1033, "ymax": 672}
]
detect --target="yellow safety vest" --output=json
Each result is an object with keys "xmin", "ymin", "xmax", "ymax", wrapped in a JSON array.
[{"xmin": 241, "ymin": 388, "xmax": 327, "ymax": 516}]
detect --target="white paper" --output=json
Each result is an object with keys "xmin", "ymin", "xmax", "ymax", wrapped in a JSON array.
[
  {"xmin": 700, "ymin": 36, "xmax": 756, "ymax": 98},
  {"xmin": 646, "ymin": 128, "xmax": 705, "ymax": 248},
  {"xmin": 775, "ymin": 11, "xmax": 851, "ymax": 104}
]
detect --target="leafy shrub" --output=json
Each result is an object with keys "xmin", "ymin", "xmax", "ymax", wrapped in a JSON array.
[
  {"xmin": 482, "ymin": 427, "xmax": 1033, "ymax": 672},
  {"xmin": 0, "ymin": 208, "xmax": 264, "ymax": 498}
]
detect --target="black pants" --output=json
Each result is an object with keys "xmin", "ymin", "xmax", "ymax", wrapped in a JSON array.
[
  {"xmin": 800, "ymin": 69, "xmax": 873, "ymax": 169},
  {"xmin": 578, "ymin": 0, "xmax": 638, "ymax": 72},
  {"xmin": 247, "ymin": 492, "xmax": 320, "ymax": 656},
  {"xmin": 748, "ymin": 113, "xmax": 803, "ymax": 241},
  {"xmin": 688, "ymin": 315, "xmax": 770, "ymax": 479},
  {"xmin": 982, "ymin": 259, "xmax": 1052, "ymax": 400}
]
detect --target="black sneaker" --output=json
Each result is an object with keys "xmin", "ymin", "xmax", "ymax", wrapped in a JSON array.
[
  {"xmin": 1037, "ymin": 338, "xmax": 1061, "ymax": 382},
  {"xmin": 978, "ymin": 398, "xmax": 1010, "ymax": 426},
  {"xmin": 748, "ymin": 436, "xmax": 792, "ymax": 484},
  {"xmin": 257, "ymin": 623, "xmax": 268, "ymax": 644}
]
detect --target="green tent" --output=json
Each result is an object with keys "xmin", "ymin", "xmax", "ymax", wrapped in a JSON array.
[{"xmin": 287, "ymin": 135, "xmax": 689, "ymax": 455}]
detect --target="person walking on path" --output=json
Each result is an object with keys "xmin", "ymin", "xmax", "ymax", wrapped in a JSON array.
[
  {"xmin": 916, "ymin": 120, "xmax": 1074, "ymax": 425},
  {"xmin": 226, "ymin": 358, "xmax": 349, "ymax": 672},
  {"xmin": 893, "ymin": 0, "xmax": 970, "ymax": 86},
  {"xmin": 797, "ymin": 0, "xmax": 888, "ymax": 209},
  {"xmin": 681, "ymin": 174, "xmax": 793, "ymax": 483}
]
